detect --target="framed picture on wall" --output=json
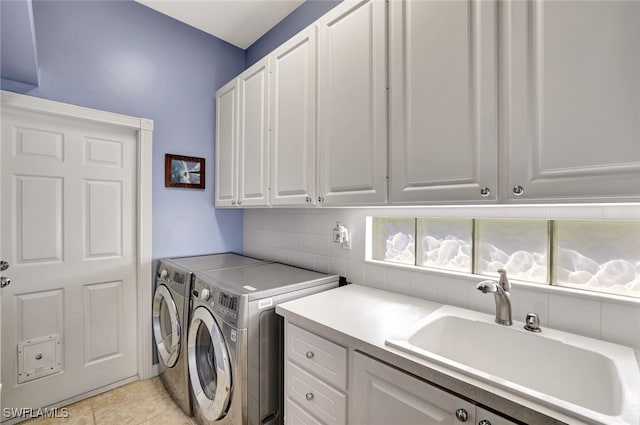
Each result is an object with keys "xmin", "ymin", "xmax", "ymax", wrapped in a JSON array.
[{"xmin": 165, "ymin": 154, "xmax": 205, "ymax": 189}]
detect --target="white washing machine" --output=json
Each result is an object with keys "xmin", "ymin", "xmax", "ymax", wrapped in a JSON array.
[
  {"xmin": 152, "ymin": 253, "xmax": 266, "ymax": 416},
  {"xmin": 188, "ymin": 263, "xmax": 339, "ymax": 425}
]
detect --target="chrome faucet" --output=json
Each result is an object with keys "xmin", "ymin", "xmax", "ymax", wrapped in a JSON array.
[{"xmin": 477, "ymin": 269, "xmax": 512, "ymax": 326}]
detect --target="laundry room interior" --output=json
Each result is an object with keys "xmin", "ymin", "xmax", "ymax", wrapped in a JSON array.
[{"xmin": 1, "ymin": 0, "xmax": 639, "ymax": 424}]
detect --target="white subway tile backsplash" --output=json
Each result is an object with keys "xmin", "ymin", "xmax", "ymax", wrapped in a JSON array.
[
  {"xmin": 436, "ymin": 275, "xmax": 469, "ymax": 309},
  {"xmin": 314, "ymin": 233, "xmax": 330, "ymax": 256},
  {"xmin": 329, "ymin": 257, "xmax": 347, "ymax": 277},
  {"xmin": 548, "ymin": 293, "xmax": 601, "ymax": 339},
  {"xmin": 314, "ymin": 255, "xmax": 329, "ymax": 274},
  {"xmin": 346, "ymin": 259, "xmax": 365, "ymax": 285},
  {"xmin": 509, "ymin": 286, "xmax": 549, "ymax": 326},
  {"xmin": 411, "ymin": 271, "xmax": 438, "ymax": 302},
  {"xmin": 601, "ymin": 301, "xmax": 640, "ymax": 348},
  {"xmin": 300, "ymin": 233, "xmax": 315, "ymax": 254},
  {"xmin": 244, "ymin": 206, "xmax": 640, "ymax": 348},
  {"xmin": 386, "ymin": 268, "xmax": 413, "ymax": 298},
  {"xmin": 301, "ymin": 253, "xmax": 315, "ymax": 270},
  {"xmin": 364, "ymin": 263, "xmax": 387, "ymax": 290},
  {"xmin": 601, "ymin": 204, "xmax": 640, "ymax": 220}
]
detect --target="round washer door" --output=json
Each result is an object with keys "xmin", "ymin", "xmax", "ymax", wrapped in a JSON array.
[
  {"xmin": 152, "ymin": 284, "xmax": 181, "ymax": 367},
  {"xmin": 188, "ymin": 306, "xmax": 232, "ymax": 421}
]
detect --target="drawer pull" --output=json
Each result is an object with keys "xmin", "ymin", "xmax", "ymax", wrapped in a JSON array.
[
  {"xmin": 305, "ymin": 351, "xmax": 315, "ymax": 359},
  {"xmin": 455, "ymin": 408, "xmax": 468, "ymax": 422},
  {"xmin": 305, "ymin": 392, "xmax": 314, "ymax": 401}
]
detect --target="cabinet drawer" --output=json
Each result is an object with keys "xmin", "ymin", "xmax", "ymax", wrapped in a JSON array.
[
  {"xmin": 287, "ymin": 362, "xmax": 346, "ymax": 425},
  {"xmin": 286, "ymin": 399, "xmax": 324, "ymax": 425},
  {"xmin": 287, "ymin": 323, "xmax": 347, "ymax": 391}
]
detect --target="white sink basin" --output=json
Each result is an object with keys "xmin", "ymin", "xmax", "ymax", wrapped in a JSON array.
[{"xmin": 386, "ymin": 306, "xmax": 640, "ymax": 425}]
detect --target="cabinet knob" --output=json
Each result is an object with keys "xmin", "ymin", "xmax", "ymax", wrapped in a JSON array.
[
  {"xmin": 305, "ymin": 351, "xmax": 314, "ymax": 359},
  {"xmin": 455, "ymin": 408, "xmax": 468, "ymax": 422},
  {"xmin": 317, "ymin": 196, "xmax": 324, "ymax": 203},
  {"xmin": 480, "ymin": 187, "xmax": 491, "ymax": 197},
  {"xmin": 478, "ymin": 420, "xmax": 492, "ymax": 425},
  {"xmin": 513, "ymin": 185, "xmax": 525, "ymax": 196},
  {"xmin": 237, "ymin": 200, "xmax": 242, "ymax": 205},
  {"xmin": 0, "ymin": 277, "xmax": 11, "ymax": 288},
  {"xmin": 231, "ymin": 200, "xmax": 236, "ymax": 205},
  {"xmin": 305, "ymin": 392, "xmax": 314, "ymax": 401}
]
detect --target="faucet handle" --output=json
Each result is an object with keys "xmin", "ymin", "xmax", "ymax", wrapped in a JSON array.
[
  {"xmin": 497, "ymin": 269, "xmax": 511, "ymax": 292},
  {"xmin": 524, "ymin": 312, "xmax": 541, "ymax": 332}
]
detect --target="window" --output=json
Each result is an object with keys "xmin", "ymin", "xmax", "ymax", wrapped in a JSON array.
[
  {"xmin": 476, "ymin": 220, "xmax": 548, "ymax": 283},
  {"xmin": 554, "ymin": 221, "xmax": 640, "ymax": 298},
  {"xmin": 417, "ymin": 218, "xmax": 472, "ymax": 273},
  {"xmin": 370, "ymin": 217, "xmax": 640, "ymax": 299},
  {"xmin": 372, "ymin": 217, "xmax": 415, "ymax": 265}
]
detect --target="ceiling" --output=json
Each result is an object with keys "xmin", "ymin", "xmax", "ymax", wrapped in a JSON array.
[{"xmin": 135, "ymin": 0, "xmax": 305, "ymax": 50}]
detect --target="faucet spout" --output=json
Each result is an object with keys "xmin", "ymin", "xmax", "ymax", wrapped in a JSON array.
[{"xmin": 476, "ymin": 271, "xmax": 513, "ymax": 326}]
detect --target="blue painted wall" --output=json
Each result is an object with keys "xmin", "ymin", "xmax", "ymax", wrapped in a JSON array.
[
  {"xmin": 0, "ymin": 0, "xmax": 39, "ymax": 86},
  {"xmin": 2, "ymin": 0, "xmax": 246, "ymax": 259},
  {"xmin": 246, "ymin": 0, "xmax": 342, "ymax": 67}
]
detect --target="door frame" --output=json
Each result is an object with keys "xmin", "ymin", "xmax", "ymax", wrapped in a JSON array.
[{"xmin": 0, "ymin": 90, "xmax": 155, "ymax": 380}]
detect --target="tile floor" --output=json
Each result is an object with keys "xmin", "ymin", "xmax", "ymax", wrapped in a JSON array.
[{"xmin": 22, "ymin": 378, "xmax": 194, "ymax": 425}]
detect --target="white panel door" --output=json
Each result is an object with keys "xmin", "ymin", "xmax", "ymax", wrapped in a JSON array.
[
  {"xmin": 238, "ymin": 60, "xmax": 270, "ymax": 207},
  {"xmin": 1, "ymin": 108, "xmax": 137, "ymax": 417},
  {"xmin": 389, "ymin": 0, "xmax": 498, "ymax": 204},
  {"xmin": 215, "ymin": 79, "xmax": 239, "ymax": 207},
  {"xmin": 501, "ymin": 0, "xmax": 640, "ymax": 202},
  {"xmin": 317, "ymin": 0, "xmax": 387, "ymax": 205},
  {"xmin": 351, "ymin": 352, "xmax": 476, "ymax": 425},
  {"xmin": 270, "ymin": 27, "xmax": 317, "ymax": 206}
]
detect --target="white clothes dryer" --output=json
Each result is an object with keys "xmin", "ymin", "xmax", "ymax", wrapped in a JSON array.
[
  {"xmin": 188, "ymin": 263, "xmax": 338, "ymax": 425},
  {"xmin": 152, "ymin": 253, "xmax": 266, "ymax": 416}
]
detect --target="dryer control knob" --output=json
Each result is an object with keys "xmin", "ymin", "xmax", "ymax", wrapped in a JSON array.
[
  {"xmin": 158, "ymin": 269, "xmax": 168, "ymax": 280},
  {"xmin": 200, "ymin": 288, "xmax": 211, "ymax": 301}
]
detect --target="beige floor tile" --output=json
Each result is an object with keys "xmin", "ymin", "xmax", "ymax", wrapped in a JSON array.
[{"xmin": 19, "ymin": 378, "xmax": 192, "ymax": 425}]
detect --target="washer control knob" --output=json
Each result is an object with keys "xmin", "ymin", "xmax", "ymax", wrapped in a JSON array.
[
  {"xmin": 158, "ymin": 269, "xmax": 168, "ymax": 279},
  {"xmin": 200, "ymin": 288, "xmax": 211, "ymax": 301}
]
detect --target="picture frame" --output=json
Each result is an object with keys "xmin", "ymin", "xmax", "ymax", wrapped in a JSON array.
[{"xmin": 165, "ymin": 154, "xmax": 205, "ymax": 189}]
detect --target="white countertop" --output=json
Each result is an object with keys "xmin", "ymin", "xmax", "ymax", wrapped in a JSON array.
[{"xmin": 277, "ymin": 284, "xmax": 638, "ymax": 425}]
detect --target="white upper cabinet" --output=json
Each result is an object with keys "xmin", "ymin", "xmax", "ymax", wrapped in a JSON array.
[
  {"xmin": 317, "ymin": 0, "xmax": 388, "ymax": 205},
  {"xmin": 389, "ymin": 0, "xmax": 498, "ymax": 204},
  {"xmin": 216, "ymin": 59, "xmax": 270, "ymax": 208},
  {"xmin": 238, "ymin": 60, "xmax": 270, "ymax": 206},
  {"xmin": 215, "ymin": 79, "xmax": 238, "ymax": 207},
  {"xmin": 269, "ymin": 27, "xmax": 317, "ymax": 206},
  {"xmin": 501, "ymin": 0, "xmax": 640, "ymax": 202}
]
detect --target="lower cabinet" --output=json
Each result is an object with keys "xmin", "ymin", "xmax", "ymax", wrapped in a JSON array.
[
  {"xmin": 284, "ymin": 321, "xmax": 518, "ymax": 425},
  {"xmin": 352, "ymin": 352, "xmax": 476, "ymax": 424},
  {"xmin": 285, "ymin": 323, "xmax": 347, "ymax": 425},
  {"xmin": 352, "ymin": 352, "xmax": 518, "ymax": 425}
]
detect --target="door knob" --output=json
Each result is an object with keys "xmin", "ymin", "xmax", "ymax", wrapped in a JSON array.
[
  {"xmin": 0, "ymin": 260, "xmax": 9, "ymax": 271},
  {"xmin": 1, "ymin": 277, "xmax": 11, "ymax": 288}
]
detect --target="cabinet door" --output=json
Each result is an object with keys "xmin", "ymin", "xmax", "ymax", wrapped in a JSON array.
[
  {"xmin": 238, "ymin": 60, "xmax": 270, "ymax": 206},
  {"xmin": 501, "ymin": 0, "xmax": 640, "ymax": 202},
  {"xmin": 215, "ymin": 79, "xmax": 238, "ymax": 207},
  {"xmin": 317, "ymin": 0, "xmax": 387, "ymax": 205},
  {"xmin": 270, "ymin": 28, "xmax": 317, "ymax": 206},
  {"xmin": 389, "ymin": 0, "xmax": 498, "ymax": 204},
  {"xmin": 351, "ymin": 352, "xmax": 475, "ymax": 425}
]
